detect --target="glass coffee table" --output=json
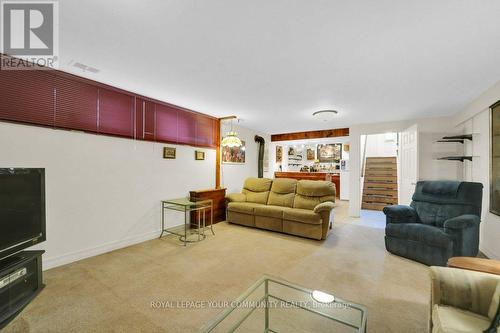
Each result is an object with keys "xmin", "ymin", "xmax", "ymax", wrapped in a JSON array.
[
  {"xmin": 200, "ymin": 275, "xmax": 367, "ymax": 332},
  {"xmin": 159, "ymin": 198, "xmax": 213, "ymax": 246}
]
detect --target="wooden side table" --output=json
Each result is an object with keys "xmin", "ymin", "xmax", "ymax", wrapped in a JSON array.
[
  {"xmin": 190, "ymin": 188, "xmax": 226, "ymax": 226},
  {"xmin": 447, "ymin": 257, "xmax": 500, "ymax": 275}
]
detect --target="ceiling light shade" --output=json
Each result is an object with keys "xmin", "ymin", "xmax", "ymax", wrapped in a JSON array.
[
  {"xmin": 312, "ymin": 110, "xmax": 338, "ymax": 122},
  {"xmin": 221, "ymin": 131, "xmax": 242, "ymax": 147}
]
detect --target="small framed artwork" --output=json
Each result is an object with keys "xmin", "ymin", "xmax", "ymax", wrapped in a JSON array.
[
  {"xmin": 276, "ymin": 146, "xmax": 283, "ymax": 163},
  {"xmin": 344, "ymin": 144, "xmax": 350, "ymax": 152},
  {"xmin": 222, "ymin": 141, "xmax": 246, "ymax": 164},
  {"xmin": 195, "ymin": 151, "xmax": 205, "ymax": 160},
  {"xmin": 163, "ymin": 147, "xmax": 176, "ymax": 159},
  {"xmin": 306, "ymin": 148, "xmax": 315, "ymax": 160},
  {"xmin": 317, "ymin": 144, "xmax": 342, "ymax": 163}
]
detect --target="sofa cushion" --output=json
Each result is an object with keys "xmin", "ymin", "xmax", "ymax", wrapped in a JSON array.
[
  {"xmin": 386, "ymin": 223, "xmax": 452, "ymax": 248},
  {"xmin": 243, "ymin": 189, "xmax": 270, "ymax": 204},
  {"xmin": 255, "ymin": 205, "xmax": 285, "ymax": 219},
  {"xmin": 283, "ymin": 208, "xmax": 322, "ymax": 225},
  {"xmin": 296, "ymin": 180, "xmax": 336, "ymax": 197},
  {"xmin": 267, "ymin": 178, "xmax": 297, "ymax": 207},
  {"xmin": 294, "ymin": 180, "xmax": 335, "ymax": 210},
  {"xmin": 241, "ymin": 178, "xmax": 273, "ymax": 204},
  {"xmin": 243, "ymin": 177, "xmax": 273, "ymax": 192},
  {"xmin": 227, "ymin": 202, "xmax": 264, "ymax": 214},
  {"xmin": 432, "ymin": 305, "xmax": 491, "ymax": 333}
]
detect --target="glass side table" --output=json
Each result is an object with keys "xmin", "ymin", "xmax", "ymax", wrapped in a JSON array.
[
  {"xmin": 159, "ymin": 198, "xmax": 213, "ymax": 246},
  {"xmin": 200, "ymin": 275, "xmax": 367, "ymax": 333}
]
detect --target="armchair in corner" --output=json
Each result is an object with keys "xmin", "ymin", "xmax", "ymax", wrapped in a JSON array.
[{"xmin": 383, "ymin": 181, "xmax": 483, "ymax": 266}]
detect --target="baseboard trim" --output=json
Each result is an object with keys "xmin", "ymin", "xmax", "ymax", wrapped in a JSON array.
[
  {"xmin": 42, "ymin": 230, "xmax": 162, "ymax": 270},
  {"xmin": 480, "ymin": 246, "xmax": 500, "ymax": 260}
]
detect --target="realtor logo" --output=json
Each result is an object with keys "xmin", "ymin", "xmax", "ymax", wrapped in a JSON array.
[{"xmin": 1, "ymin": 0, "xmax": 58, "ymax": 69}]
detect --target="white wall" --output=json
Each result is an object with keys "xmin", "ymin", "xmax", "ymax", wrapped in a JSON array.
[
  {"xmin": 454, "ymin": 79, "xmax": 500, "ymax": 259},
  {"xmin": 220, "ymin": 123, "xmax": 271, "ymax": 194},
  {"xmin": 349, "ymin": 116, "xmax": 462, "ymax": 217},
  {"xmin": 0, "ymin": 122, "xmax": 216, "ymax": 269},
  {"xmin": 362, "ymin": 133, "xmax": 398, "ymax": 158}
]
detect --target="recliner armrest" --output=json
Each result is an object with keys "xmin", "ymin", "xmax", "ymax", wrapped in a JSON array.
[
  {"xmin": 383, "ymin": 205, "xmax": 417, "ymax": 224},
  {"xmin": 444, "ymin": 214, "xmax": 480, "ymax": 230},
  {"xmin": 314, "ymin": 201, "xmax": 334, "ymax": 213},
  {"xmin": 226, "ymin": 193, "xmax": 246, "ymax": 203},
  {"xmin": 430, "ymin": 266, "xmax": 500, "ymax": 316}
]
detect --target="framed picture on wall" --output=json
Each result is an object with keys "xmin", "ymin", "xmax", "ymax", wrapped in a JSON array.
[
  {"xmin": 490, "ymin": 101, "xmax": 500, "ymax": 216},
  {"xmin": 276, "ymin": 146, "xmax": 283, "ymax": 163},
  {"xmin": 163, "ymin": 147, "xmax": 176, "ymax": 159},
  {"xmin": 317, "ymin": 144, "xmax": 342, "ymax": 162},
  {"xmin": 195, "ymin": 151, "xmax": 205, "ymax": 160},
  {"xmin": 306, "ymin": 148, "xmax": 315, "ymax": 160},
  {"xmin": 222, "ymin": 141, "xmax": 246, "ymax": 164}
]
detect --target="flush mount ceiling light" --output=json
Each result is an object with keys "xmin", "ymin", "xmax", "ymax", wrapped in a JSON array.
[
  {"xmin": 220, "ymin": 116, "xmax": 242, "ymax": 148},
  {"xmin": 312, "ymin": 110, "xmax": 338, "ymax": 122}
]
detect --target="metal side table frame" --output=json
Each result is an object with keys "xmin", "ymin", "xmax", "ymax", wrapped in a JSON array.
[{"xmin": 159, "ymin": 198, "xmax": 214, "ymax": 246}]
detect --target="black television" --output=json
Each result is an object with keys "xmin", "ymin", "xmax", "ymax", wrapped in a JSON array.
[{"xmin": 0, "ymin": 168, "xmax": 46, "ymax": 259}]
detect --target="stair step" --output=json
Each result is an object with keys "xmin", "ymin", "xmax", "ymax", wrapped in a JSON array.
[
  {"xmin": 363, "ymin": 189, "xmax": 397, "ymax": 196},
  {"xmin": 364, "ymin": 182, "xmax": 398, "ymax": 190},
  {"xmin": 362, "ymin": 195, "xmax": 397, "ymax": 204}
]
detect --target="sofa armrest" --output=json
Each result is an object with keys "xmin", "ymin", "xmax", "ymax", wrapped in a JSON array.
[
  {"xmin": 382, "ymin": 205, "xmax": 417, "ymax": 224},
  {"xmin": 444, "ymin": 214, "xmax": 480, "ymax": 230},
  {"xmin": 430, "ymin": 266, "xmax": 500, "ymax": 317},
  {"xmin": 314, "ymin": 201, "xmax": 334, "ymax": 214},
  {"xmin": 226, "ymin": 193, "xmax": 246, "ymax": 203}
]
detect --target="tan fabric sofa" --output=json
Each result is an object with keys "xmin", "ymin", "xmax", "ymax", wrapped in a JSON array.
[
  {"xmin": 430, "ymin": 266, "xmax": 500, "ymax": 333},
  {"xmin": 226, "ymin": 177, "xmax": 335, "ymax": 240}
]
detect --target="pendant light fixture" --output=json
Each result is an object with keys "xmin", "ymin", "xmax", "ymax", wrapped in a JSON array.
[{"xmin": 221, "ymin": 116, "xmax": 242, "ymax": 148}]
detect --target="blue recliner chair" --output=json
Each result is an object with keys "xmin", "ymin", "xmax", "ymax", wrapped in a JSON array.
[{"xmin": 383, "ymin": 181, "xmax": 483, "ymax": 266}]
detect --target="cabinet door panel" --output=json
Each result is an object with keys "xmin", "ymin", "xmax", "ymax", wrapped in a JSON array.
[
  {"xmin": 156, "ymin": 104, "xmax": 177, "ymax": 143},
  {"xmin": 55, "ymin": 76, "xmax": 98, "ymax": 132},
  {"xmin": 0, "ymin": 70, "xmax": 54, "ymax": 126},
  {"xmin": 98, "ymin": 88, "xmax": 134, "ymax": 138},
  {"xmin": 177, "ymin": 111, "xmax": 196, "ymax": 145},
  {"xmin": 196, "ymin": 115, "xmax": 215, "ymax": 147},
  {"xmin": 136, "ymin": 99, "xmax": 156, "ymax": 140}
]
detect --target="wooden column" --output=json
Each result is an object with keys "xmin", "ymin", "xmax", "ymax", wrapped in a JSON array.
[{"xmin": 215, "ymin": 118, "xmax": 221, "ymax": 188}]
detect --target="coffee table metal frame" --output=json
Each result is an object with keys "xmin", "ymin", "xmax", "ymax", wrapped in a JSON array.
[{"xmin": 200, "ymin": 275, "xmax": 367, "ymax": 332}]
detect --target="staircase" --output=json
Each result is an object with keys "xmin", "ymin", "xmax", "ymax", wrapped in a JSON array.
[{"xmin": 362, "ymin": 157, "xmax": 398, "ymax": 211}]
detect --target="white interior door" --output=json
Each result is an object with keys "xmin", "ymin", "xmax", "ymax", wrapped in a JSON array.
[{"xmin": 400, "ymin": 124, "xmax": 419, "ymax": 205}]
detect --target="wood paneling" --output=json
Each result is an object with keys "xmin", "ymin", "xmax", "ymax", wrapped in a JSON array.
[
  {"xmin": 271, "ymin": 128, "xmax": 349, "ymax": 142},
  {"xmin": 274, "ymin": 172, "xmax": 340, "ymax": 198}
]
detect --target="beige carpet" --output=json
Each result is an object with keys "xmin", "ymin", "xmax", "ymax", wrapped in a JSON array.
[{"xmin": 5, "ymin": 202, "xmax": 430, "ymax": 332}]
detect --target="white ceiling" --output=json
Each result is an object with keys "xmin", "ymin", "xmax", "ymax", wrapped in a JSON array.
[{"xmin": 59, "ymin": 0, "xmax": 500, "ymax": 134}]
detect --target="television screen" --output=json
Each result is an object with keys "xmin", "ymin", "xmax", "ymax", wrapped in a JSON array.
[{"xmin": 0, "ymin": 168, "xmax": 45, "ymax": 258}]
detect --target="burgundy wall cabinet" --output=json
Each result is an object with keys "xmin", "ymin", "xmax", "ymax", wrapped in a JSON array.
[
  {"xmin": 0, "ymin": 70, "xmax": 55, "ymax": 127},
  {"xmin": 155, "ymin": 104, "xmax": 178, "ymax": 143},
  {"xmin": 55, "ymin": 76, "xmax": 98, "ymax": 132},
  {"xmin": 0, "ymin": 64, "xmax": 219, "ymax": 149},
  {"xmin": 98, "ymin": 88, "xmax": 135, "ymax": 138}
]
